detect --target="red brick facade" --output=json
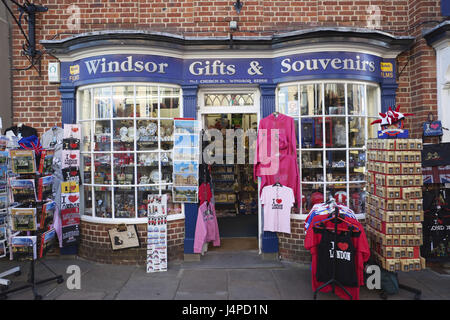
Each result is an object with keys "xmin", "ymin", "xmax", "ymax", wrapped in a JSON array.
[
  {"xmin": 7, "ymin": 1, "xmax": 445, "ymax": 264},
  {"xmin": 79, "ymin": 219, "xmax": 184, "ymax": 265}
]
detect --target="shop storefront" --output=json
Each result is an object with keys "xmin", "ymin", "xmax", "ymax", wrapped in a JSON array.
[{"xmin": 41, "ymin": 28, "xmax": 414, "ymax": 263}]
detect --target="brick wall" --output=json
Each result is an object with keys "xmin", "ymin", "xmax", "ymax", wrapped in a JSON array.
[{"xmin": 78, "ymin": 219, "xmax": 184, "ymax": 265}]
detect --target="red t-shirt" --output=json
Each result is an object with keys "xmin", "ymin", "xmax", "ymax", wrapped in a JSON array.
[
  {"xmin": 199, "ymin": 182, "xmax": 212, "ymax": 205},
  {"xmin": 304, "ymin": 214, "xmax": 370, "ymax": 300}
]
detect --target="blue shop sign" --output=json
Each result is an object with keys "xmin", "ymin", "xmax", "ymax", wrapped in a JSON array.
[{"xmin": 60, "ymin": 52, "xmax": 395, "ymax": 87}]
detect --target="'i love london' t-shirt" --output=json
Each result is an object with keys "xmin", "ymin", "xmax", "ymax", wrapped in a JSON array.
[{"xmin": 261, "ymin": 185, "xmax": 294, "ymax": 234}]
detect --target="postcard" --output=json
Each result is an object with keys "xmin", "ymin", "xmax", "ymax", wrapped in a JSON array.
[
  {"xmin": 10, "ymin": 178, "xmax": 37, "ymax": 203},
  {"xmin": 11, "ymin": 236, "xmax": 37, "ymax": 260},
  {"xmin": 174, "ymin": 119, "xmax": 199, "ymax": 135},
  {"xmin": 0, "ymin": 226, "xmax": 6, "ymax": 241},
  {"xmin": 0, "ymin": 194, "xmax": 7, "ymax": 211},
  {"xmin": 10, "ymin": 207, "xmax": 37, "ymax": 231},
  {"xmin": 173, "ymin": 161, "xmax": 198, "ymax": 174},
  {"xmin": 38, "ymin": 149, "xmax": 54, "ymax": 175},
  {"xmin": 173, "ymin": 148, "xmax": 199, "ymax": 161},
  {"xmin": 174, "ymin": 134, "xmax": 199, "ymax": 149},
  {"xmin": 38, "ymin": 175, "xmax": 54, "ymax": 201},
  {"xmin": 0, "ymin": 240, "xmax": 6, "ymax": 258},
  {"xmin": 173, "ymin": 172, "xmax": 199, "ymax": 187},
  {"xmin": 10, "ymin": 149, "xmax": 36, "ymax": 174},
  {"xmin": 173, "ymin": 186, "xmax": 198, "ymax": 203},
  {"xmin": 40, "ymin": 201, "xmax": 56, "ymax": 230},
  {"xmin": 39, "ymin": 228, "xmax": 56, "ymax": 258}
]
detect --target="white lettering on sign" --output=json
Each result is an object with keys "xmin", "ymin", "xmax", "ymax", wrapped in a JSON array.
[
  {"xmin": 189, "ymin": 60, "xmax": 236, "ymax": 76},
  {"xmin": 84, "ymin": 56, "xmax": 168, "ymax": 75},
  {"xmin": 281, "ymin": 56, "xmax": 376, "ymax": 74}
]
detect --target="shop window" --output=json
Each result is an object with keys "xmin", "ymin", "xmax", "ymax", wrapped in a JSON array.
[
  {"xmin": 77, "ymin": 83, "xmax": 183, "ymax": 220},
  {"xmin": 277, "ymin": 81, "xmax": 380, "ymax": 215}
]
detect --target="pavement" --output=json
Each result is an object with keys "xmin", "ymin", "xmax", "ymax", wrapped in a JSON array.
[{"xmin": 0, "ymin": 250, "xmax": 449, "ymax": 300}]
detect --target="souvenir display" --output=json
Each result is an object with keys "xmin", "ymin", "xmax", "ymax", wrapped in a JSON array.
[
  {"xmin": 366, "ymin": 138, "xmax": 426, "ymax": 272},
  {"xmin": 172, "ymin": 119, "xmax": 200, "ymax": 203},
  {"xmin": 60, "ymin": 125, "xmax": 81, "ymax": 247},
  {"xmin": 147, "ymin": 194, "xmax": 167, "ymax": 273}
]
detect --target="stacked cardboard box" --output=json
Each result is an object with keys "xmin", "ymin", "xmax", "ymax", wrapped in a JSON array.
[{"xmin": 366, "ymin": 139, "xmax": 426, "ymax": 272}]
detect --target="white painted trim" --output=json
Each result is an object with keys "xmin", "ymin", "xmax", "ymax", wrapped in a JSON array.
[
  {"xmin": 56, "ymin": 43, "xmax": 399, "ymax": 62},
  {"xmin": 81, "ymin": 213, "xmax": 185, "ymax": 225}
]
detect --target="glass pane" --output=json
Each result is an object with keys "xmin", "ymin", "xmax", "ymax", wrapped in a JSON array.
[
  {"xmin": 160, "ymin": 119, "xmax": 174, "ymax": 150},
  {"xmin": 329, "ymin": 117, "xmax": 347, "ymax": 148},
  {"xmin": 325, "ymin": 150, "xmax": 346, "ymax": 182},
  {"xmin": 113, "ymin": 153, "xmax": 135, "ymax": 185},
  {"xmin": 348, "ymin": 84, "xmax": 365, "ymax": 115},
  {"xmin": 79, "ymin": 89, "xmax": 91, "ymax": 120},
  {"xmin": 367, "ymin": 85, "xmax": 379, "ymax": 139},
  {"xmin": 137, "ymin": 152, "xmax": 159, "ymax": 185},
  {"xmin": 160, "ymin": 87, "xmax": 180, "ymax": 118},
  {"xmin": 113, "ymin": 119, "xmax": 134, "ymax": 151},
  {"xmin": 114, "ymin": 187, "xmax": 135, "ymax": 218},
  {"xmin": 81, "ymin": 122, "xmax": 91, "ymax": 152},
  {"xmin": 94, "ymin": 120, "xmax": 111, "ymax": 151},
  {"xmin": 349, "ymin": 150, "xmax": 365, "ymax": 182},
  {"xmin": 301, "ymin": 184, "xmax": 324, "ymax": 211},
  {"xmin": 328, "ymin": 185, "xmax": 348, "ymax": 205},
  {"xmin": 112, "ymin": 86, "xmax": 134, "ymax": 118},
  {"xmin": 278, "ymin": 86, "xmax": 298, "ymax": 116},
  {"xmin": 300, "ymin": 84, "xmax": 322, "ymax": 116},
  {"xmin": 161, "ymin": 152, "xmax": 173, "ymax": 184},
  {"xmin": 81, "ymin": 154, "xmax": 92, "ymax": 184},
  {"xmin": 83, "ymin": 186, "xmax": 93, "ymax": 216},
  {"xmin": 301, "ymin": 150, "xmax": 323, "ymax": 182},
  {"xmin": 94, "ymin": 186, "xmax": 112, "ymax": 218},
  {"xmin": 324, "ymin": 83, "xmax": 345, "ymax": 115},
  {"xmin": 348, "ymin": 117, "xmax": 365, "ymax": 148},
  {"xmin": 136, "ymin": 119, "xmax": 158, "ymax": 151},
  {"xmin": 300, "ymin": 118, "xmax": 320, "ymax": 149},
  {"xmin": 349, "ymin": 183, "xmax": 366, "ymax": 214},
  {"xmin": 93, "ymin": 153, "xmax": 111, "ymax": 184},
  {"xmin": 204, "ymin": 94, "xmax": 254, "ymax": 107},
  {"xmin": 311, "ymin": 118, "xmax": 333, "ymax": 148},
  {"xmin": 163, "ymin": 191, "xmax": 182, "ymax": 215},
  {"xmin": 136, "ymin": 86, "xmax": 158, "ymax": 118},
  {"xmin": 94, "ymin": 87, "xmax": 112, "ymax": 119}
]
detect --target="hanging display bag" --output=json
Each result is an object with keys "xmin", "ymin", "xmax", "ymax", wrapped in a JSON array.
[{"xmin": 108, "ymin": 224, "xmax": 140, "ymax": 251}]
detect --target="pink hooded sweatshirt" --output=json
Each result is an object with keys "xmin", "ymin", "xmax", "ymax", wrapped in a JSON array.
[
  {"xmin": 193, "ymin": 201, "xmax": 220, "ymax": 253},
  {"xmin": 254, "ymin": 113, "xmax": 301, "ymax": 206}
]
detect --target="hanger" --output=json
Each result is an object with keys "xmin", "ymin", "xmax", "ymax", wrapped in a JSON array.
[
  {"xmin": 272, "ymin": 111, "xmax": 279, "ymax": 118},
  {"xmin": 273, "ymin": 181, "xmax": 282, "ymax": 187}
]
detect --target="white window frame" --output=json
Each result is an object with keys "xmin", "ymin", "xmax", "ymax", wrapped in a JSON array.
[
  {"xmin": 276, "ymin": 80, "xmax": 381, "ymax": 221},
  {"xmin": 77, "ymin": 82, "xmax": 185, "ymax": 224}
]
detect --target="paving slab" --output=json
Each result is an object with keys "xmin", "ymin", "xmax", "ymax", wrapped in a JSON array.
[
  {"xmin": 271, "ymin": 266, "xmax": 314, "ymax": 300},
  {"xmin": 177, "ymin": 269, "xmax": 228, "ymax": 295},
  {"xmin": 228, "ymin": 269, "xmax": 281, "ymax": 300},
  {"xmin": 181, "ymin": 251, "xmax": 283, "ymax": 270}
]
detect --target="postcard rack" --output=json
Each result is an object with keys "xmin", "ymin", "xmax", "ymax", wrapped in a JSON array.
[{"xmin": 0, "ymin": 148, "xmax": 63, "ymax": 300}]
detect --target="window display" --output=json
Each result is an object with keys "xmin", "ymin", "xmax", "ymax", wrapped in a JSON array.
[
  {"xmin": 277, "ymin": 82, "xmax": 379, "ymax": 214},
  {"xmin": 78, "ymin": 84, "xmax": 182, "ymax": 220}
]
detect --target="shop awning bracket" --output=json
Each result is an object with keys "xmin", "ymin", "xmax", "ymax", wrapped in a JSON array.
[{"xmin": 1, "ymin": 0, "xmax": 48, "ymax": 75}]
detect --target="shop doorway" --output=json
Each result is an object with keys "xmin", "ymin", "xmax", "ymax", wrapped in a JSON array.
[{"xmin": 198, "ymin": 89, "xmax": 261, "ymax": 253}]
